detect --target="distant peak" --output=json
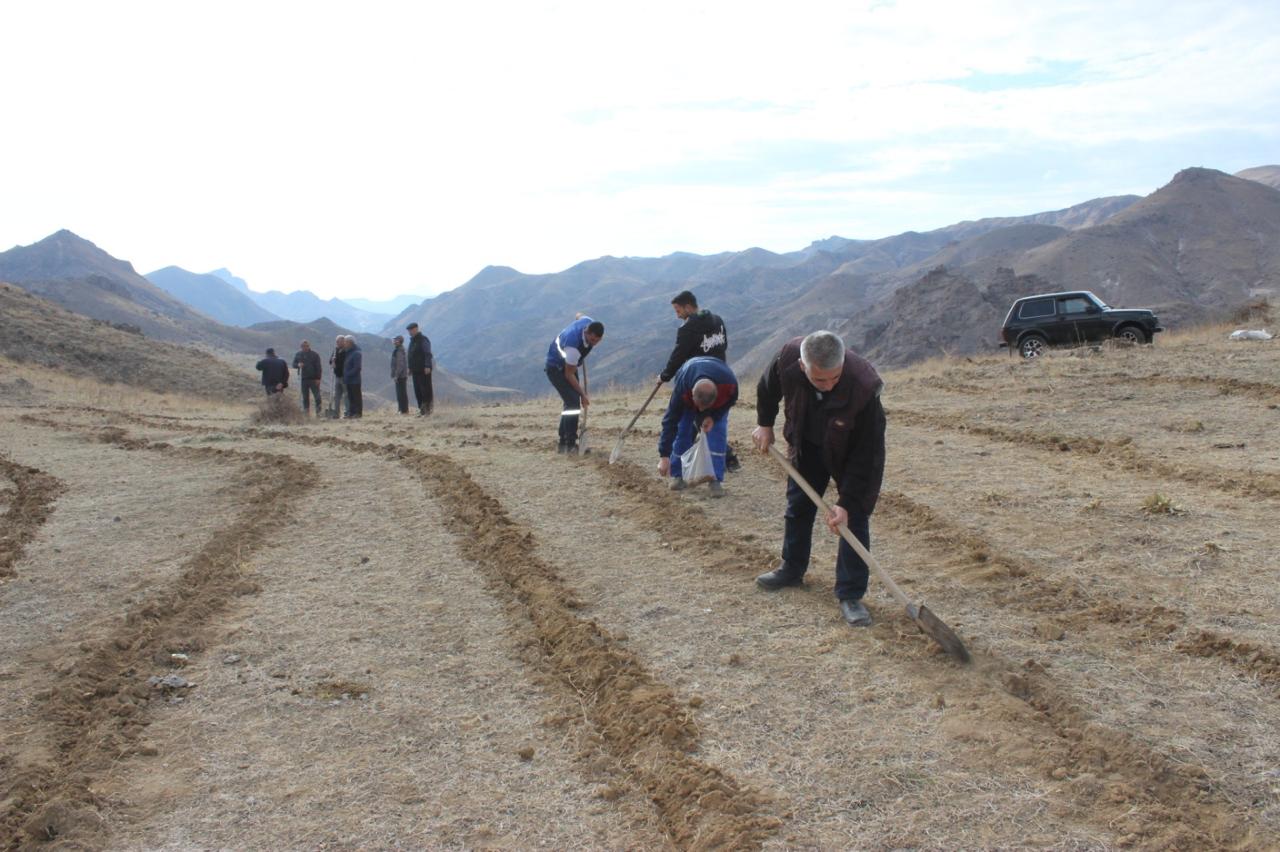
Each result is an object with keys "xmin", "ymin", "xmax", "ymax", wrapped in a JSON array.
[{"xmin": 1169, "ymin": 166, "xmax": 1228, "ymax": 184}]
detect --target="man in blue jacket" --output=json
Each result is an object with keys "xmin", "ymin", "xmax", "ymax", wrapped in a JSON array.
[
  {"xmin": 255, "ymin": 348, "xmax": 289, "ymax": 395},
  {"xmin": 342, "ymin": 335, "xmax": 363, "ymax": 419},
  {"xmin": 658, "ymin": 356, "xmax": 738, "ymax": 497},
  {"xmin": 545, "ymin": 314, "xmax": 604, "ymax": 453}
]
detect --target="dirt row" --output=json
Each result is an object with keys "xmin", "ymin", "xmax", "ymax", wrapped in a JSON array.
[
  {"xmin": 2, "ymin": 417, "xmax": 318, "ymax": 850},
  {"xmin": 0, "ymin": 453, "xmax": 63, "ymax": 578},
  {"xmin": 23, "ymin": 407, "xmax": 1270, "ymax": 848},
  {"xmin": 888, "ymin": 407, "xmax": 1280, "ymax": 501},
  {"xmin": 210, "ymin": 427, "xmax": 785, "ymax": 849},
  {"xmin": 876, "ymin": 489, "xmax": 1280, "ymax": 688},
  {"xmin": 524, "ymin": 445, "xmax": 1257, "ymax": 848}
]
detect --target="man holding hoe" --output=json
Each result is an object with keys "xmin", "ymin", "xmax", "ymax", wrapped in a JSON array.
[
  {"xmin": 751, "ymin": 331, "xmax": 886, "ymax": 627},
  {"xmin": 545, "ymin": 313, "xmax": 604, "ymax": 454}
]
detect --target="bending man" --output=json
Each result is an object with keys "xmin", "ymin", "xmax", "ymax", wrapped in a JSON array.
[
  {"xmin": 544, "ymin": 314, "xmax": 603, "ymax": 454},
  {"xmin": 658, "ymin": 356, "xmax": 737, "ymax": 497},
  {"xmin": 751, "ymin": 331, "xmax": 886, "ymax": 627}
]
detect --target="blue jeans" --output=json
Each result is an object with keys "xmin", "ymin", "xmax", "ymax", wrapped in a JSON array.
[
  {"xmin": 669, "ymin": 411, "xmax": 728, "ymax": 481},
  {"xmin": 545, "ymin": 366, "xmax": 581, "ymax": 446},
  {"xmin": 781, "ymin": 441, "xmax": 870, "ymax": 602}
]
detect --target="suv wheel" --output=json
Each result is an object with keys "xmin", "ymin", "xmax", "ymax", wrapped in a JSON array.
[
  {"xmin": 1018, "ymin": 334, "xmax": 1047, "ymax": 359},
  {"xmin": 1116, "ymin": 326, "xmax": 1148, "ymax": 345}
]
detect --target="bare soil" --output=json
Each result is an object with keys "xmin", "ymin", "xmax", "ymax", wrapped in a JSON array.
[{"xmin": 1, "ymin": 326, "xmax": 1277, "ymax": 849}]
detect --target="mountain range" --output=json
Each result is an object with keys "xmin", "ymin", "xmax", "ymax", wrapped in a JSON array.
[
  {"xmin": 0, "ymin": 232, "xmax": 517, "ymax": 406},
  {"xmin": 381, "ymin": 165, "xmax": 1280, "ymax": 392},
  {"xmin": 5, "ymin": 163, "xmax": 1277, "ymax": 402}
]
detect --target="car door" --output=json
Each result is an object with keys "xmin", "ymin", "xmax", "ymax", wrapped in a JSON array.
[
  {"xmin": 1016, "ymin": 297, "xmax": 1057, "ymax": 342},
  {"xmin": 1055, "ymin": 295, "xmax": 1096, "ymax": 345}
]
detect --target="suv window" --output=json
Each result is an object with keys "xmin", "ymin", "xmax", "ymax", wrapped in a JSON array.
[
  {"xmin": 1019, "ymin": 298, "xmax": 1054, "ymax": 319},
  {"xmin": 1058, "ymin": 296, "xmax": 1092, "ymax": 314}
]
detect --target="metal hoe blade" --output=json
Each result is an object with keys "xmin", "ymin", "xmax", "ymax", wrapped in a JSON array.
[
  {"xmin": 911, "ymin": 604, "xmax": 971, "ymax": 664},
  {"xmin": 767, "ymin": 445, "xmax": 971, "ymax": 663}
]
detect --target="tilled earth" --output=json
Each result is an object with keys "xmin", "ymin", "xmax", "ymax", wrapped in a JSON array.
[{"xmin": 1, "ymin": 330, "xmax": 1278, "ymax": 850}]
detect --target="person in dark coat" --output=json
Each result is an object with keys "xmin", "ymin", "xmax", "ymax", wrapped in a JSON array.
[
  {"xmin": 390, "ymin": 335, "xmax": 410, "ymax": 414},
  {"xmin": 751, "ymin": 331, "xmax": 886, "ymax": 628},
  {"xmin": 406, "ymin": 322, "xmax": 433, "ymax": 415},
  {"xmin": 291, "ymin": 340, "xmax": 323, "ymax": 416},
  {"xmin": 659, "ymin": 290, "xmax": 740, "ymax": 472},
  {"xmin": 255, "ymin": 348, "xmax": 289, "ymax": 395},
  {"xmin": 329, "ymin": 335, "xmax": 348, "ymax": 418},
  {"xmin": 658, "ymin": 356, "xmax": 738, "ymax": 497},
  {"xmin": 342, "ymin": 336, "xmax": 363, "ymax": 418}
]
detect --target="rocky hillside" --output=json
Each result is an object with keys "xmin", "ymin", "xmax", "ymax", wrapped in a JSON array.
[{"xmin": 0, "ymin": 283, "xmax": 255, "ymax": 400}]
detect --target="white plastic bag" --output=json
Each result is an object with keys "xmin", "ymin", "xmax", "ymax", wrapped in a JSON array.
[{"xmin": 679, "ymin": 431, "xmax": 717, "ymax": 485}]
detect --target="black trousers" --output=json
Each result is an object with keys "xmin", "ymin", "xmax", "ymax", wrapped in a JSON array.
[
  {"xmin": 411, "ymin": 370, "xmax": 433, "ymax": 413},
  {"xmin": 345, "ymin": 384, "xmax": 363, "ymax": 418},
  {"xmin": 395, "ymin": 378, "xmax": 409, "ymax": 413}
]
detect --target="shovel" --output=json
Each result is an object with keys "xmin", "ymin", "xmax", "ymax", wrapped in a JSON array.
[
  {"xmin": 767, "ymin": 445, "xmax": 971, "ymax": 663},
  {"xmin": 609, "ymin": 380, "xmax": 664, "ymax": 464},
  {"xmin": 578, "ymin": 361, "xmax": 590, "ymax": 455}
]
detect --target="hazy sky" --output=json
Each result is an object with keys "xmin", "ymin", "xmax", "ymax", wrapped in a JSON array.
[{"xmin": 3, "ymin": 1, "xmax": 1278, "ymax": 301}]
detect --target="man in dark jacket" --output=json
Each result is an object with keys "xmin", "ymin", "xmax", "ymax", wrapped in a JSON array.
[
  {"xmin": 390, "ymin": 335, "xmax": 410, "ymax": 414},
  {"xmin": 658, "ymin": 356, "xmax": 738, "ymax": 497},
  {"xmin": 751, "ymin": 331, "xmax": 886, "ymax": 627},
  {"xmin": 329, "ymin": 336, "xmax": 348, "ymax": 418},
  {"xmin": 659, "ymin": 290, "xmax": 739, "ymax": 472},
  {"xmin": 255, "ymin": 348, "xmax": 289, "ymax": 395},
  {"xmin": 342, "ymin": 336, "xmax": 363, "ymax": 418},
  {"xmin": 406, "ymin": 322, "xmax": 433, "ymax": 415},
  {"xmin": 292, "ymin": 340, "xmax": 323, "ymax": 416}
]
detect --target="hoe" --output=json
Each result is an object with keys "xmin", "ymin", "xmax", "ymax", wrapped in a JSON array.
[{"xmin": 767, "ymin": 445, "xmax": 971, "ymax": 663}]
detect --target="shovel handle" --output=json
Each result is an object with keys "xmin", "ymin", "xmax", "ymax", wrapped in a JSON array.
[
  {"xmin": 766, "ymin": 444, "xmax": 914, "ymax": 611},
  {"xmin": 623, "ymin": 380, "xmax": 664, "ymax": 433}
]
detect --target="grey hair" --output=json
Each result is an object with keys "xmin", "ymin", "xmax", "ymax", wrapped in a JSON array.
[
  {"xmin": 344, "ymin": 335, "xmax": 356, "ymax": 342},
  {"xmin": 691, "ymin": 378, "xmax": 718, "ymax": 408},
  {"xmin": 800, "ymin": 331, "xmax": 845, "ymax": 371}
]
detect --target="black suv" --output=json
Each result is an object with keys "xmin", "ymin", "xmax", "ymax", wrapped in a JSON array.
[{"xmin": 1000, "ymin": 291, "xmax": 1163, "ymax": 359}]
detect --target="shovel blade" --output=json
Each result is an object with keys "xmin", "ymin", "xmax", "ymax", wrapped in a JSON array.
[
  {"xmin": 609, "ymin": 438, "xmax": 624, "ymax": 465},
  {"xmin": 911, "ymin": 604, "xmax": 971, "ymax": 664}
]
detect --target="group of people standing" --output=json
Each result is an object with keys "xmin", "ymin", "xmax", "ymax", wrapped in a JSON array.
[
  {"xmin": 253, "ymin": 323, "xmax": 434, "ymax": 419},
  {"xmin": 544, "ymin": 289, "xmax": 886, "ymax": 628}
]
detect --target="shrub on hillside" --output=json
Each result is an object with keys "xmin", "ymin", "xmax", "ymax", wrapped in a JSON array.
[{"xmin": 251, "ymin": 393, "xmax": 305, "ymax": 425}]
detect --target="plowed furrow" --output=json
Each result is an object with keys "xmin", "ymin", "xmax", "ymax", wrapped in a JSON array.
[
  {"xmin": 889, "ymin": 407, "xmax": 1280, "ymax": 500},
  {"xmin": 2, "ymin": 417, "xmax": 317, "ymax": 850},
  {"xmin": 236, "ymin": 430, "xmax": 782, "ymax": 851},
  {"xmin": 0, "ymin": 453, "xmax": 63, "ymax": 578},
  {"xmin": 587, "ymin": 455, "xmax": 1254, "ymax": 848},
  {"xmin": 879, "ymin": 490, "xmax": 1280, "ymax": 687}
]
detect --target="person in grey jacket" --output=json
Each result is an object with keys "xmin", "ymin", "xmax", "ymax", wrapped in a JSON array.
[
  {"xmin": 390, "ymin": 335, "xmax": 410, "ymax": 414},
  {"xmin": 342, "ymin": 335, "xmax": 363, "ymax": 419}
]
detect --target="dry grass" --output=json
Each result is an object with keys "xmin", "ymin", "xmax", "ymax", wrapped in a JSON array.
[
  {"xmin": 249, "ymin": 392, "xmax": 306, "ymax": 425},
  {"xmin": 2, "ymin": 328, "xmax": 1279, "ymax": 849}
]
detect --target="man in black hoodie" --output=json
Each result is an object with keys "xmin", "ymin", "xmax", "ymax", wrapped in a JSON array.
[
  {"xmin": 406, "ymin": 322, "xmax": 433, "ymax": 416},
  {"xmin": 291, "ymin": 339, "xmax": 323, "ymax": 416},
  {"xmin": 255, "ymin": 348, "xmax": 289, "ymax": 395},
  {"xmin": 659, "ymin": 290, "xmax": 740, "ymax": 471}
]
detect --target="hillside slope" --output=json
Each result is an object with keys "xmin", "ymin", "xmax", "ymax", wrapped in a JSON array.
[{"xmin": 0, "ymin": 283, "xmax": 254, "ymax": 400}]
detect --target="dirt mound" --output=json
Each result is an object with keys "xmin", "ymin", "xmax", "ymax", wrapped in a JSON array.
[{"xmin": 0, "ymin": 454, "xmax": 63, "ymax": 578}]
